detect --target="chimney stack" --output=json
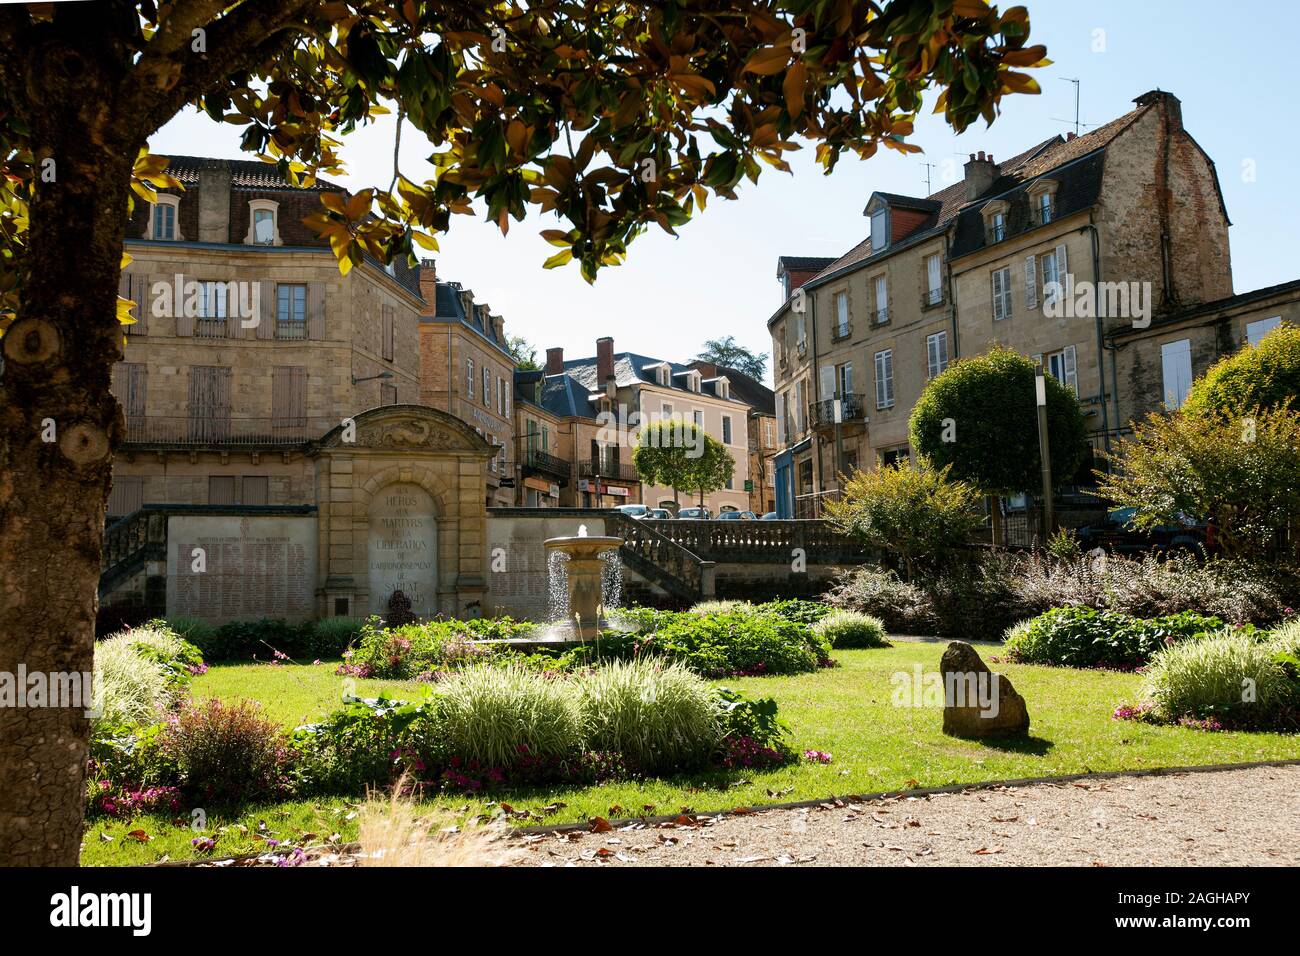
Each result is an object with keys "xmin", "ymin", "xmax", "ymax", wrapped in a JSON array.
[
  {"xmin": 963, "ymin": 151, "xmax": 997, "ymax": 202},
  {"xmin": 545, "ymin": 347, "xmax": 564, "ymax": 375},
  {"xmin": 1134, "ymin": 89, "xmax": 1182, "ymax": 132},
  {"xmin": 417, "ymin": 258, "xmax": 438, "ymax": 311},
  {"xmin": 197, "ymin": 159, "xmax": 231, "ymax": 243},
  {"xmin": 596, "ymin": 336, "xmax": 614, "ymax": 384}
]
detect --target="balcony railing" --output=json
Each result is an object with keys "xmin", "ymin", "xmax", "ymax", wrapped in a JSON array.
[
  {"xmin": 921, "ymin": 287, "xmax": 946, "ymax": 309},
  {"xmin": 808, "ymin": 393, "xmax": 867, "ymax": 429},
  {"xmin": 578, "ymin": 459, "xmax": 639, "ymax": 482},
  {"xmin": 521, "ymin": 449, "xmax": 571, "ymax": 482},
  {"xmin": 122, "ymin": 416, "xmax": 311, "ymax": 446},
  {"xmin": 831, "ymin": 321, "xmax": 852, "ymax": 342}
]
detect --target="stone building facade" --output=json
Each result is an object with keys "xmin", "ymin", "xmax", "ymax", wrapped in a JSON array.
[{"xmin": 768, "ymin": 90, "xmax": 1279, "ymax": 516}]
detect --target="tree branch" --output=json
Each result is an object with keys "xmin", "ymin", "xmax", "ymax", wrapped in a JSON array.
[{"xmin": 124, "ymin": 0, "xmax": 315, "ymax": 139}]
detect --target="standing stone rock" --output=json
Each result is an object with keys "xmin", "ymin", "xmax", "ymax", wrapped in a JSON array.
[{"xmin": 940, "ymin": 641, "xmax": 1030, "ymax": 738}]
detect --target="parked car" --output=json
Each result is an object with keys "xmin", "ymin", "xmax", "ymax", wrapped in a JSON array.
[
  {"xmin": 760, "ymin": 512, "xmax": 779, "ymax": 520},
  {"xmin": 1074, "ymin": 507, "xmax": 1208, "ymax": 554},
  {"xmin": 717, "ymin": 510, "xmax": 757, "ymax": 520},
  {"xmin": 611, "ymin": 504, "xmax": 650, "ymax": 519},
  {"xmin": 677, "ymin": 507, "xmax": 712, "ymax": 520},
  {"xmin": 646, "ymin": 508, "xmax": 673, "ymax": 520}
]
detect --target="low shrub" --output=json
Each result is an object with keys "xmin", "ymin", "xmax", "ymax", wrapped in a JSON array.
[
  {"xmin": 185, "ymin": 616, "xmax": 374, "ymax": 662},
  {"xmin": 689, "ymin": 600, "xmax": 749, "ymax": 615},
  {"xmin": 1141, "ymin": 630, "xmax": 1299, "ymax": 728},
  {"xmin": 825, "ymin": 566, "xmax": 937, "ymax": 634},
  {"xmin": 1002, "ymin": 606, "xmax": 1223, "ymax": 669},
  {"xmin": 435, "ymin": 665, "xmax": 582, "ymax": 770},
  {"xmin": 341, "ymin": 617, "xmax": 535, "ymax": 679},
  {"xmin": 715, "ymin": 688, "xmax": 794, "ymax": 769},
  {"xmin": 92, "ymin": 633, "xmax": 174, "ymax": 732},
  {"xmin": 289, "ymin": 695, "xmax": 442, "ymax": 796},
  {"xmin": 812, "ymin": 609, "xmax": 890, "ymax": 649},
  {"xmin": 160, "ymin": 698, "xmax": 290, "ymax": 805},
  {"xmin": 635, "ymin": 608, "xmax": 829, "ymax": 677},
  {"xmin": 576, "ymin": 660, "xmax": 722, "ymax": 773},
  {"xmin": 757, "ymin": 599, "xmax": 832, "ymax": 626}
]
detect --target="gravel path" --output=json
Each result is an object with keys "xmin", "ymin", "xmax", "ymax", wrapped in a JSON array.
[{"xmin": 520, "ymin": 764, "xmax": 1300, "ymax": 867}]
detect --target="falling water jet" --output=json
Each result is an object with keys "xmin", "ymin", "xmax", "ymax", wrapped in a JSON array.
[{"xmin": 544, "ymin": 527, "xmax": 623, "ymax": 642}]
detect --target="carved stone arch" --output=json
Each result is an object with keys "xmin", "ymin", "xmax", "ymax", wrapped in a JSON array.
[{"xmin": 356, "ymin": 464, "xmax": 452, "ymax": 520}]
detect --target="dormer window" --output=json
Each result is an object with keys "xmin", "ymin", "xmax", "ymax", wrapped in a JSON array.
[
  {"xmin": 147, "ymin": 194, "xmax": 182, "ymax": 240},
  {"xmin": 870, "ymin": 206, "xmax": 889, "ymax": 252},
  {"xmin": 716, "ymin": 379, "xmax": 730, "ymax": 400},
  {"xmin": 982, "ymin": 199, "xmax": 1010, "ymax": 245},
  {"xmin": 1028, "ymin": 179, "xmax": 1059, "ymax": 227},
  {"xmin": 244, "ymin": 199, "xmax": 282, "ymax": 246}
]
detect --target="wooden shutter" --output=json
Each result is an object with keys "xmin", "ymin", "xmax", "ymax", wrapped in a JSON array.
[
  {"xmin": 119, "ymin": 272, "xmax": 147, "ymax": 336},
  {"xmin": 241, "ymin": 475, "xmax": 269, "ymax": 505},
  {"xmin": 272, "ymin": 366, "xmax": 307, "ymax": 429},
  {"xmin": 107, "ymin": 477, "xmax": 144, "ymax": 517},
  {"xmin": 1063, "ymin": 345, "xmax": 1078, "ymax": 394},
  {"xmin": 991, "ymin": 270, "xmax": 1002, "ymax": 320},
  {"xmin": 225, "ymin": 281, "xmax": 244, "ymax": 339},
  {"xmin": 307, "ymin": 282, "xmax": 326, "ymax": 339},
  {"xmin": 163, "ymin": 274, "xmax": 193, "ymax": 336},
  {"xmin": 775, "ymin": 393, "xmax": 786, "ymax": 445},
  {"xmin": 1024, "ymin": 255, "xmax": 1037, "ymax": 310},
  {"xmin": 256, "ymin": 281, "xmax": 275, "ymax": 339},
  {"xmin": 208, "ymin": 476, "xmax": 235, "ymax": 505},
  {"xmin": 818, "ymin": 364, "xmax": 835, "ymax": 400},
  {"xmin": 188, "ymin": 366, "xmax": 231, "ymax": 441},
  {"xmin": 1055, "ymin": 242, "xmax": 1068, "ymax": 277}
]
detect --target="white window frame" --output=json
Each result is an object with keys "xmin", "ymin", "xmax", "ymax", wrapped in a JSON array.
[
  {"xmin": 244, "ymin": 199, "xmax": 282, "ymax": 246},
  {"xmin": 467, "ymin": 358, "xmax": 475, "ymax": 399},
  {"xmin": 992, "ymin": 267, "xmax": 1012, "ymax": 321},
  {"xmin": 147, "ymin": 194, "xmax": 182, "ymax": 240},
  {"xmin": 926, "ymin": 254, "xmax": 943, "ymax": 305},
  {"xmin": 926, "ymin": 331, "xmax": 949, "ymax": 380},
  {"xmin": 874, "ymin": 275, "xmax": 889, "ymax": 324},
  {"xmin": 838, "ymin": 361, "xmax": 854, "ymax": 396},
  {"xmin": 1246, "ymin": 316, "xmax": 1282, "ymax": 347},
  {"xmin": 1161, "ymin": 339, "xmax": 1193, "ymax": 410},
  {"xmin": 721, "ymin": 414, "xmax": 733, "ymax": 446},
  {"xmin": 874, "ymin": 349, "xmax": 894, "ymax": 410},
  {"xmin": 1046, "ymin": 345, "xmax": 1078, "ymax": 395},
  {"xmin": 834, "ymin": 290, "xmax": 849, "ymax": 337},
  {"xmin": 870, "ymin": 207, "xmax": 888, "ymax": 252}
]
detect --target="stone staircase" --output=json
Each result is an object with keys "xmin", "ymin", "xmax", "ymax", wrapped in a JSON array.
[{"xmin": 605, "ymin": 512, "xmax": 714, "ymax": 605}]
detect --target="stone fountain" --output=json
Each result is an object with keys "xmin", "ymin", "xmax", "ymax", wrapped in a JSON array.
[{"xmin": 544, "ymin": 524, "xmax": 624, "ymax": 641}]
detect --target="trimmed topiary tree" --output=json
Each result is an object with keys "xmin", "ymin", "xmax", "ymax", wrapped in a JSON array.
[
  {"xmin": 1182, "ymin": 324, "xmax": 1300, "ymax": 417},
  {"xmin": 910, "ymin": 347, "xmax": 1088, "ymax": 496}
]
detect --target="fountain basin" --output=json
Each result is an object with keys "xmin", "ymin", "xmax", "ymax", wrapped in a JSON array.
[{"xmin": 544, "ymin": 533, "xmax": 624, "ymax": 641}]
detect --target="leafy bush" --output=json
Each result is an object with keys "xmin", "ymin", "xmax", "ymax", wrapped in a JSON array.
[
  {"xmin": 160, "ymin": 698, "xmax": 290, "ymax": 804},
  {"xmin": 305, "ymin": 617, "xmax": 367, "ymax": 657},
  {"xmin": 290, "ymin": 695, "xmax": 442, "ymax": 796},
  {"xmin": 1182, "ymin": 323, "xmax": 1300, "ymax": 417},
  {"xmin": 825, "ymin": 566, "xmax": 937, "ymax": 634},
  {"xmin": 342, "ymin": 616, "xmax": 536, "ymax": 679},
  {"xmin": 715, "ymin": 688, "xmax": 795, "ymax": 768},
  {"xmin": 824, "ymin": 458, "xmax": 983, "ymax": 578},
  {"xmin": 1097, "ymin": 407, "xmax": 1300, "ymax": 560},
  {"xmin": 689, "ymin": 600, "xmax": 749, "ymax": 615},
  {"xmin": 434, "ymin": 665, "xmax": 582, "ymax": 769},
  {"xmin": 183, "ymin": 616, "xmax": 372, "ymax": 662},
  {"xmin": 910, "ymin": 346, "xmax": 1088, "ymax": 496},
  {"xmin": 757, "ymin": 599, "xmax": 831, "ymax": 626},
  {"xmin": 634, "ymin": 608, "xmax": 828, "ymax": 677},
  {"xmin": 1142, "ymin": 630, "xmax": 1299, "ymax": 728},
  {"xmin": 1002, "ymin": 606, "xmax": 1224, "ymax": 669},
  {"xmin": 812, "ymin": 609, "xmax": 890, "ymax": 649},
  {"xmin": 576, "ymin": 660, "xmax": 722, "ymax": 773}
]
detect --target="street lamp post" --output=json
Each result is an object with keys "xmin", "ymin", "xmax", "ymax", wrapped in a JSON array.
[{"xmin": 1034, "ymin": 362, "xmax": 1055, "ymax": 538}]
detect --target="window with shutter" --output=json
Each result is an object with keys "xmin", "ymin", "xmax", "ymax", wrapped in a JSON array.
[
  {"xmin": 874, "ymin": 350, "xmax": 894, "ymax": 409},
  {"xmin": 276, "ymin": 284, "xmax": 307, "ymax": 339},
  {"xmin": 775, "ymin": 393, "xmax": 786, "ymax": 445},
  {"xmin": 874, "ymin": 276, "xmax": 889, "ymax": 323},
  {"xmin": 926, "ymin": 332, "xmax": 949, "ymax": 379},
  {"xmin": 208, "ymin": 476, "xmax": 236, "ymax": 505},
  {"xmin": 992, "ymin": 267, "xmax": 1012, "ymax": 321},
  {"xmin": 1024, "ymin": 255, "xmax": 1038, "ymax": 310},
  {"xmin": 1042, "ymin": 251, "xmax": 1060, "ymax": 307},
  {"xmin": 482, "ymin": 366, "xmax": 490, "ymax": 406},
  {"xmin": 242, "ymin": 476, "xmax": 269, "ymax": 505},
  {"xmin": 272, "ymin": 366, "xmax": 307, "ymax": 434},
  {"xmin": 722, "ymin": 415, "xmax": 733, "ymax": 445},
  {"xmin": 195, "ymin": 280, "xmax": 229, "ymax": 338},
  {"xmin": 466, "ymin": 359, "xmax": 474, "ymax": 398},
  {"xmin": 1161, "ymin": 339, "xmax": 1193, "ymax": 409},
  {"xmin": 819, "ymin": 364, "xmax": 835, "ymax": 400},
  {"xmin": 834, "ymin": 291, "xmax": 849, "ymax": 337},
  {"xmin": 187, "ymin": 366, "xmax": 231, "ymax": 442},
  {"xmin": 1046, "ymin": 346, "xmax": 1078, "ymax": 395},
  {"xmin": 106, "ymin": 477, "xmax": 144, "ymax": 518},
  {"xmin": 380, "ymin": 383, "xmax": 398, "ymax": 406}
]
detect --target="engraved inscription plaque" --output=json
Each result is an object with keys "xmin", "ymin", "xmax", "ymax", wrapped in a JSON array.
[{"xmin": 368, "ymin": 483, "xmax": 438, "ymax": 618}]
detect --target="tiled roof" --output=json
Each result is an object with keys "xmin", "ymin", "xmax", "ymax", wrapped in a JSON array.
[
  {"xmin": 796, "ymin": 104, "xmax": 1158, "ymax": 291},
  {"xmin": 691, "ymin": 361, "xmax": 776, "ymax": 414},
  {"xmin": 421, "ymin": 280, "xmax": 513, "ymax": 357},
  {"xmin": 778, "ymin": 256, "xmax": 837, "ymax": 272},
  {"xmin": 157, "ymin": 154, "xmax": 344, "ymax": 191}
]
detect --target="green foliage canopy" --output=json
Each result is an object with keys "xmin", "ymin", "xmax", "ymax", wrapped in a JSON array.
[{"xmin": 1182, "ymin": 324, "xmax": 1300, "ymax": 418}]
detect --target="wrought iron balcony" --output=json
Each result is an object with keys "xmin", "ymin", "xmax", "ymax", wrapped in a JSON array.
[
  {"xmin": 521, "ymin": 449, "xmax": 571, "ymax": 483},
  {"xmin": 121, "ymin": 415, "xmax": 311, "ymax": 447},
  {"xmin": 578, "ymin": 459, "xmax": 639, "ymax": 482},
  {"xmin": 808, "ymin": 393, "xmax": 867, "ymax": 430}
]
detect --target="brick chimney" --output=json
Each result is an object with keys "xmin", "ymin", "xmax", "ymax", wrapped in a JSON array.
[
  {"xmin": 197, "ymin": 159, "xmax": 231, "ymax": 243},
  {"xmin": 545, "ymin": 347, "xmax": 564, "ymax": 375},
  {"xmin": 596, "ymin": 336, "xmax": 615, "ymax": 384},
  {"xmin": 1135, "ymin": 89, "xmax": 1182, "ymax": 132},
  {"xmin": 417, "ymin": 258, "xmax": 438, "ymax": 311},
  {"xmin": 963, "ymin": 151, "xmax": 997, "ymax": 202}
]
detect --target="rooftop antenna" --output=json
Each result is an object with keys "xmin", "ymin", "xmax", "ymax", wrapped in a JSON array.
[
  {"xmin": 1057, "ymin": 77, "xmax": 1082, "ymax": 137},
  {"xmin": 921, "ymin": 161, "xmax": 936, "ymax": 194}
]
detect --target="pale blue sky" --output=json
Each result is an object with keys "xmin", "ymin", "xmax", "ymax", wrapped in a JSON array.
[{"xmin": 150, "ymin": 0, "xmax": 1295, "ymax": 384}]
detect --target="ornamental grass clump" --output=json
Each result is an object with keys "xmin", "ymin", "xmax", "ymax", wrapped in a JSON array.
[
  {"xmin": 1141, "ymin": 630, "xmax": 1298, "ymax": 728},
  {"xmin": 92, "ymin": 632, "xmax": 173, "ymax": 731},
  {"xmin": 812, "ymin": 609, "xmax": 890, "ymax": 649},
  {"xmin": 434, "ymin": 664, "xmax": 582, "ymax": 769},
  {"xmin": 575, "ymin": 659, "xmax": 723, "ymax": 773}
]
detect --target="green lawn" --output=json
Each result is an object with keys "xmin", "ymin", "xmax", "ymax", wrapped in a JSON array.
[{"xmin": 81, "ymin": 645, "xmax": 1300, "ymax": 865}]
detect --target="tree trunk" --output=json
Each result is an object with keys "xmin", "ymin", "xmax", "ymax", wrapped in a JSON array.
[{"xmin": 0, "ymin": 35, "xmax": 139, "ymax": 864}]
